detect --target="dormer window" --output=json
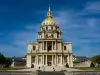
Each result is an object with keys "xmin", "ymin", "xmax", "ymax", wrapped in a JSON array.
[
  {"xmin": 64, "ymin": 46, "xmax": 66, "ymax": 50},
  {"xmin": 33, "ymin": 46, "xmax": 35, "ymax": 50}
]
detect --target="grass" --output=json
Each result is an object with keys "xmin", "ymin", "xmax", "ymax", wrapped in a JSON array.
[
  {"xmin": 0, "ymin": 68, "xmax": 26, "ymax": 70},
  {"xmin": 72, "ymin": 67, "xmax": 100, "ymax": 70}
]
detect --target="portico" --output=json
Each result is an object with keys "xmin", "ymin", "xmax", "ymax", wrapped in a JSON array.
[{"xmin": 30, "ymin": 54, "xmax": 72, "ymax": 67}]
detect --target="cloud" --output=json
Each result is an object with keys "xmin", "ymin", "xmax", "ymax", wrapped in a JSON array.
[
  {"xmin": 52, "ymin": 1, "xmax": 100, "ymax": 57},
  {"xmin": 0, "ymin": 0, "xmax": 100, "ymax": 57},
  {"xmin": 85, "ymin": 1, "xmax": 100, "ymax": 11}
]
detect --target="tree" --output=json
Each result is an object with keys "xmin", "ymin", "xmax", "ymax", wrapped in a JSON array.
[
  {"xmin": 4, "ymin": 58, "xmax": 13, "ymax": 68},
  {"xmin": 0, "ymin": 53, "xmax": 13, "ymax": 67},
  {"xmin": 92, "ymin": 55, "xmax": 100, "ymax": 67},
  {"xmin": 0, "ymin": 53, "xmax": 5, "ymax": 65},
  {"xmin": 90, "ymin": 62, "xmax": 95, "ymax": 67}
]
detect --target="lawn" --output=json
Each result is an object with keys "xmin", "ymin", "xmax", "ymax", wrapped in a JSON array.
[
  {"xmin": 72, "ymin": 67, "xmax": 100, "ymax": 70},
  {"xmin": 0, "ymin": 68, "xmax": 26, "ymax": 70}
]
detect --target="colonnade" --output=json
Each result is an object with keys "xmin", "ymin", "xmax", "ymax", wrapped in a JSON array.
[
  {"xmin": 42, "ymin": 41, "xmax": 57, "ymax": 50},
  {"xmin": 34, "ymin": 54, "xmax": 73, "ymax": 67}
]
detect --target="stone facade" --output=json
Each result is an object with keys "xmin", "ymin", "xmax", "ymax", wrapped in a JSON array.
[{"xmin": 26, "ymin": 6, "xmax": 73, "ymax": 68}]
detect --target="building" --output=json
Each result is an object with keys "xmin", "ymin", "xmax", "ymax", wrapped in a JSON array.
[
  {"xmin": 73, "ymin": 55, "xmax": 91, "ymax": 63},
  {"xmin": 10, "ymin": 56, "xmax": 26, "ymax": 67},
  {"xmin": 26, "ymin": 6, "xmax": 73, "ymax": 68}
]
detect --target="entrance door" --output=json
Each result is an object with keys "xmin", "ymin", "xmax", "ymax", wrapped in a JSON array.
[
  {"xmin": 47, "ymin": 55, "xmax": 52, "ymax": 66},
  {"xmin": 47, "ymin": 61, "xmax": 52, "ymax": 66}
]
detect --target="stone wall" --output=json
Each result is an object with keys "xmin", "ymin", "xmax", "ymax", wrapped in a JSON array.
[{"xmin": 74, "ymin": 60, "xmax": 91, "ymax": 67}]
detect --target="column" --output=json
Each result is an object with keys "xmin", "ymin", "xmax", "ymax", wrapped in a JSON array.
[
  {"xmin": 52, "ymin": 55, "xmax": 53, "ymax": 66},
  {"xmin": 52, "ymin": 41, "xmax": 53, "ymax": 50},
  {"xmin": 55, "ymin": 41, "xmax": 56, "ymax": 50},
  {"xmin": 35, "ymin": 56, "xmax": 36, "ymax": 64},
  {"xmin": 55, "ymin": 54, "xmax": 56, "ymax": 66},
  {"xmin": 61, "ymin": 55, "xmax": 62, "ymax": 65},
  {"xmin": 62, "ymin": 56, "xmax": 64, "ymax": 65},
  {"xmin": 43, "ymin": 55, "xmax": 44, "ymax": 65},
  {"xmin": 46, "ymin": 41, "xmax": 47, "ymax": 50},
  {"xmin": 57, "ymin": 55, "xmax": 58, "ymax": 65},
  {"xmin": 46, "ymin": 55, "xmax": 47, "ymax": 66},
  {"xmin": 43, "ymin": 41, "xmax": 44, "ymax": 50},
  {"xmin": 41, "ymin": 55, "xmax": 42, "ymax": 65},
  {"xmin": 67, "ymin": 55, "xmax": 69, "ymax": 65},
  {"xmin": 37, "ymin": 55, "xmax": 38, "ymax": 65},
  {"xmin": 42, "ymin": 42, "xmax": 43, "ymax": 50}
]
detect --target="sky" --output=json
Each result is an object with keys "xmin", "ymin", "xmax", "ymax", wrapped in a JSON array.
[{"xmin": 0, "ymin": 0, "xmax": 100, "ymax": 57}]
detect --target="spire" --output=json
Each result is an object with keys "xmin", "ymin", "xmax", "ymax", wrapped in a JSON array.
[
  {"xmin": 47, "ymin": 4, "xmax": 52, "ymax": 18},
  {"xmin": 49, "ymin": 4, "xmax": 50, "ymax": 11}
]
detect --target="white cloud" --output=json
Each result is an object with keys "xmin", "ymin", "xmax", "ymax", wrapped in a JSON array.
[
  {"xmin": 85, "ymin": 1, "xmax": 100, "ymax": 11},
  {"xmin": 1, "ymin": 1, "xmax": 100, "ymax": 57}
]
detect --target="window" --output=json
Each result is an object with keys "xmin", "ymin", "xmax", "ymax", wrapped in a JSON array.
[
  {"xmin": 33, "ymin": 46, "xmax": 35, "ymax": 50},
  {"xmin": 51, "ymin": 34, "xmax": 53, "ymax": 38},
  {"xmin": 32, "ymin": 56, "xmax": 35, "ymax": 63},
  {"xmin": 51, "ymin": 27, "xmax": 53, "ymax": 30},
  {"xmin": 46, "ymin": 34, "xmax": 48, "ymax": 38},
  {"xmin": 64, "ymin": 46, "xmax": 66, "ymax": 50},
  {"xmin": 57, "ymin": 32, "xmax": 59, "ymax": 38},
  {"xmin": 46, "ymin": 26, "xmax": 48, "ymax": 30}
]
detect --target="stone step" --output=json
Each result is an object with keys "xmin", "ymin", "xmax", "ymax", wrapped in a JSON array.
[
  {"xmin": 0, "ymin": 71, "xmax": 32, "ymax": 75},
  {"xmin": 38, "ymin": 71, "xmax": 65, "ymax": 75}
]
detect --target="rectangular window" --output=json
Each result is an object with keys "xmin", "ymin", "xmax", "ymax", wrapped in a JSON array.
[
  {"xmin": 46, "ymin": 26, "xmax": 48, "ymax": 30},
  {"xmin": 51, "ymin": 27, "xmax": 53, "ymax": 30},
  {"xmin": 33, "ymin": 46, "xmax": 35, "ymax": 50},
  {"xmin": 64, "ymin": 46, "xmax": 66, "ymax": 50}
]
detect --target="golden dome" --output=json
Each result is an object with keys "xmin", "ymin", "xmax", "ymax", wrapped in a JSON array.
[{"xmin": 41, "ymin": 5, "xmax": 57, "ymax": 26}]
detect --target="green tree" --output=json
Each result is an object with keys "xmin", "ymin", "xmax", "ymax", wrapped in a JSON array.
[
  {"xmin": 92, "ymin": 55, "xmax": 100, "ymax": 67},
  {"xmin": 90, "ymin": 62, "xmax": 95, "ymax": 67},
  {"xmin": 0, "ymin": 53, "xmax": 5, "ymax": 65},
  {"xmin": 0, "ymin": 53, "xmax": 13, "ymax": 67},
  {"xmin": 4, "ymin": 58, "xmax": 13, "ymax": 68}
]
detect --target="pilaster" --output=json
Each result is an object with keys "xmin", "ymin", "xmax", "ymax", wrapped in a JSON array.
[
  {"xmin": 70, "ymin": 54, "xmax": 73, "ymax": 67},
  {"xmin": 26, "ymin": 55, "xmax": 32, "ymax": 68}
]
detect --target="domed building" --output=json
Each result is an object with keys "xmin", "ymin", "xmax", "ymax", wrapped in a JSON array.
[{"xmin": 26, "ymin": 6, "xmax": 73, "ymax": 68}]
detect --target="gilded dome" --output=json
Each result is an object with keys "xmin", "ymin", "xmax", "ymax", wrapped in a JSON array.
[
  {"xmin": 41, "ymin": 17, "xmax": 56, "ymax": 25},
  {"xmin": 41, "ymin": 5, "xmax": 57, "ymax": 26}
]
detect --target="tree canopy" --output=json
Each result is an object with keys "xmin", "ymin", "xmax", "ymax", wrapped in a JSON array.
[
  {"xmin": 91, "ymin": 55, "xmax": 100, "ymax": 67},
  {"xmin": 0, "ymin": 52, "xmax": 13, "ymax": 67},
  {"xmin": 0, "ymin": 53, "xmax": 5, "ymax": 64}
]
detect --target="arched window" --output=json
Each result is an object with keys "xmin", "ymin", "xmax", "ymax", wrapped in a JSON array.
[{"xmin": 46, "ymin": 34, "xmax": 48, "ymax": 38}]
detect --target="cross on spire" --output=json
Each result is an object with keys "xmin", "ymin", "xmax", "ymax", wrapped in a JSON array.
[{"xmin": 47, "ymin": 4, "xmax": 52, "ymax": 18}]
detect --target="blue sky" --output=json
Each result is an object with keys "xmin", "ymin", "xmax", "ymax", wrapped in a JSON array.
[{"xmin": 0, "ymin": 0, "xmax": 100, "ymax": 57}]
